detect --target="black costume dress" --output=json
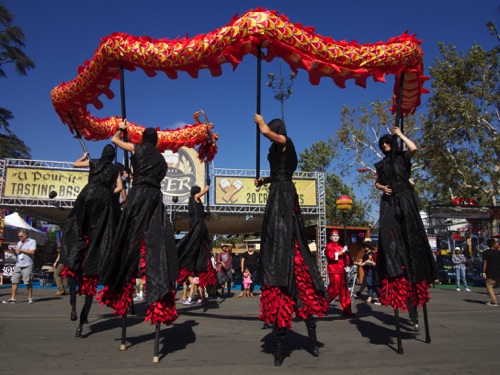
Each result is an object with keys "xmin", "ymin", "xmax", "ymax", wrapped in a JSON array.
[
  {"xmin": 259, "ymin": 137, "xmax": 328, "ymax": 329},
  {"xmin": 374, "ymin": 151, "xmax": 437, "ymax": 310},
  {"xmin": 99, "ymin": 142, "xmax": 178, "ymax": 325},
  {"xmin": 60, "ymin": 154, "xmax": 119, "ymax": 294},
  {"xmin": 176, "ymin": 197, "xmax": 216, "ymax": 287}
]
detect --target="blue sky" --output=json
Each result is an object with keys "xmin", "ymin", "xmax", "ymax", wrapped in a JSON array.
[{"xmin": 2, "ymin": 0, "xmax": 499, "ymax": 184}]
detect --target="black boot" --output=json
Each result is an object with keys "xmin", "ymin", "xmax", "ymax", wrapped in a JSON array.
[
  {"xmin": 305, "ymin": 316, "xmax": 319, "ymax": 357},
  {"xmin": 274, "ymin": 328, "xmax": 286, "ymax": 366}
]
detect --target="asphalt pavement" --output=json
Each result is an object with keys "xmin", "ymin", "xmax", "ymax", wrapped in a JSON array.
[{"xmin": 0, "ymin": 284, "xmax": 498, "ymax": 375}]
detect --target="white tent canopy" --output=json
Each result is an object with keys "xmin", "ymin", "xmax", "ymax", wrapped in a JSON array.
[{"xmin": 4, "ymin": 212, "xmax": 46, "ymax": 245}]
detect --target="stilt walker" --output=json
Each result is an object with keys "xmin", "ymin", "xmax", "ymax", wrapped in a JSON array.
[
  {"xmin": 176, "ymin": 111, "xmax": 217, "ymax": 313},
  {"xmin": 253, "ymin": 54, "xmax": 329, "ymax": 363},
  {"xmin": 374, "ymin": 73, "xmax": 437, "ymax": 354},
  {"xmin": 98, "ymin": 121, "xmax": 179, "ymax": 362},
  {"xmin": 60, "ymin": 136, "xmax": 122, "ymax": 337}
]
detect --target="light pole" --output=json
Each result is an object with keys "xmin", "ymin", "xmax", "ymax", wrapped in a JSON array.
[
  {"xmin": 266, "ymin": 62, "xmax": 297, "ymax": 121},
  {"xmin": 486, "ymin": 21, "xmax": 500, "ymax": 54},
  {"xmin": 336, "ymin": 195, "xmax": 353, "ymax": 247}
]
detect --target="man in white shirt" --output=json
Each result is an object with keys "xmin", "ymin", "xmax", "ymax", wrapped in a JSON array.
[{"xmin": 2, "ymin": 229, "xmax": 37, "ymax": 304}]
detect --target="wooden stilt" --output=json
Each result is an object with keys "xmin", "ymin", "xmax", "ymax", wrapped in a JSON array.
[
  {"xmin": 394, "ymin": 308, "xmax": 404, "ymax": 354},
  {"xmin": 423, "ymin": 303, "xmax": 431, "ymax": 343},
  {"xmin": 120, "ymin": 314, "xmax": 127, "ymax": 350},
  {"xmin": 153, "ymin": 323, "xmax": 161, "ymax": 363}
]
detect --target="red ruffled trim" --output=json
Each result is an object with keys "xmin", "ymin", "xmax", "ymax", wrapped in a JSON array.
[
  {"xmin": 197, "ymin": 261, "xmax": 217, "ymax": 287},
  {"xmin": 145, "ymin": 290, "xmax": 178, "ymax": 325},
  {"xmin": 139, "ymin": 240, "xmax": 146, "ymax": 278},
  {"xmin": 259, "ymin": 241, "xmax": 328, "ymax": 328},
  {"xmin": 294, "ymin": 244, "xmax": 329, "ymax": 320},
  {"xmin": 80, "ymin": 275, "xmax": 98, "ymax": 296},
  {"xmin": 176, "ymin": 268, "xmax": 193, "ymax": 284},
  {"xmin": 97, "ymin": 280, "xmax": 136, "ymax": 317},
  {"xmin": 61, "ymin": 266, "xmax": 75, "ymax": 279},
  {"xmin": 378, "ymin": 275, "xmax": 431, "ymax": 310},
  {"xmin": 259, "ymin": 286, "xmax": 296, "ymax": 329}
]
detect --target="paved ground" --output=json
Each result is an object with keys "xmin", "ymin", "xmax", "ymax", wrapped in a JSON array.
[{"xmin": 0, "ymin": 284, "xmax": 498, "ymax": 375}]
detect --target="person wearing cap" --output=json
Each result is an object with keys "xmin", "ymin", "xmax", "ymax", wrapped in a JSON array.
[
  {"xmin": 216, "ymin": 243, "xmax": 233, "ymax": 296},
  {"xmin": 253, "ymin": 114, "xmax": 328, "ymax": 366},
  {"xmin": 452, "ymin": 247, "xmax": 470, "ymax": 292},
  {"xmin": 325, "ymin": 230, "xmax": 353, "ymax": 315}
]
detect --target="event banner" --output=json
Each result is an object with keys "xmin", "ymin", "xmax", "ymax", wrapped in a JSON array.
[
  {"xmin": 214, "ymin": 176, "xmax": 317, "ymax": 206},
  {"xmin": 3, "ymin": 167, "xmax": 89, "ymax": 199},
  {"xmin": 162, "ymin": 147, "xmax": 205, "ymax": 205}
]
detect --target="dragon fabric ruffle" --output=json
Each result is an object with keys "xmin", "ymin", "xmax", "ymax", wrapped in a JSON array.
[{"xmin": 378, "ymin": 275, "xmax": 431, "ymax": 310}]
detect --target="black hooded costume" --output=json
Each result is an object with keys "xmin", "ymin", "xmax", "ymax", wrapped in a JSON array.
[
  {"xmin": 258, "ymin": 119, "xmax": 328, "ymax": 329},
  {"xmin": 61, "ymin": 144, "xmax": 119, "ymax": 276},
  {"xmin": 99, "ymin": 128, "xmax": 178, "ymax": 324},
  {"xmin": 176, "ymin": 186, "xmax": 216, "ymax": 287},
  {"xmin": 374, "ymin": 135, "xmax": 437, "ymax": 309}
]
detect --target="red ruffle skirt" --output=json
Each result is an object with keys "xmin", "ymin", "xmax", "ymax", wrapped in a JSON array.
[{"xmin": 259, "ymin": 242, "xmax": 328, "ymax": 329}]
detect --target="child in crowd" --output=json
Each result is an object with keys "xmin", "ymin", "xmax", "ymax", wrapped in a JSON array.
[{"xmin": 243, "ymin": 267, "xmax": 253, "ymax": 298}]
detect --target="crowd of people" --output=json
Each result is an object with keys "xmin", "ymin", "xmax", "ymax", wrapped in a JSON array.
[{"xmin": 2, "ymin": 119, "xmax": 500, "ymax": 366}]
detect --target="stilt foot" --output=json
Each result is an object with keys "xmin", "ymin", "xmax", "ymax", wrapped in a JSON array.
[{"xmin": 120, "ymin": 344, "xmax": 126, "ymax": 351}]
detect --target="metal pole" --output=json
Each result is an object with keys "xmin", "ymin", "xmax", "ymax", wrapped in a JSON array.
[
  {"xmin": 256, "ymin": 46, "xmax": 262, "ymax": 180},
  {"xmin": 120, "ymin": 66, "xmax": 130, "ymax": 171},
  {"xmin": 389, "ymin": 72, "xmax": 405, "ymax": 188},
  {"xmin": 120, "ymin": 314, "xmax": 127, "ymax": 350},
  {"xmin": 153, "ymin": 323, "xmax": 161, "ymax": 363},
  {"xmin": 67, "ymin": 112, "xmax": 89, "ymax": 157}
]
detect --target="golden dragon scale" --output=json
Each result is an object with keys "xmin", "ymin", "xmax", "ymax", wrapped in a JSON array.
[{"xmin": 51, "ymin": 8, "xmax": 428, "ymax": 156}]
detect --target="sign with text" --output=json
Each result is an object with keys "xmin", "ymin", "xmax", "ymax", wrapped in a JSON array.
[
  {"xmin": 161, "ymin": 147, "xmax": 205, "ymax": 204},
  {"xmin": 431, "ymin": 206, "xmax": 490, "ymax": 220},
  {"xmin": 214, "ymin": 176, "xmax": 317, "ymax": 206},
  {"xmin": 3, "ymin": 167, "xmax": 88, "ymax": 199}
]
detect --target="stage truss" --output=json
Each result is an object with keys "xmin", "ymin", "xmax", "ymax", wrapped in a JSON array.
[{"xmin": 0, "ymin": 159, "xmax": 329, "ymax": 281}]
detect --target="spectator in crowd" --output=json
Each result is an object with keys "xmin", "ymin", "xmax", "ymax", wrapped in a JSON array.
[
  {"xmin": 237, "ymin": 244, "xmax": 259, "ymax": 297},
  {"xmin": 2, "ymin": 229, "xmax": 37, "ymax": 304},
  {"xmin": 355, "ymin": 239, "xmax": 374, "ymax": 298},
  {"xmin": 53, "ymin": 248, "xmax": 68, "ymax": 296},
  {"xmin": 482, "ymin": 239, "xmax": 500, "ymax": 306},
  {"xmin": 452, "ymin": 247, "xmax": 471, "ymax": 292},
  {"xmin": 216, "ymin": 244, "xmax": 233, "ymax": 297}
]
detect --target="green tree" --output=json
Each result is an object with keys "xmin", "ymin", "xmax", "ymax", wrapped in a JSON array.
[
  {"xmin": 420, "ymin": 43, "xmax": 499, "ymax": 207},
  {"xmin": 0, "ymin": 3, "xmax": 35, "ymax": 158},
  {"xmin": 299, "ymin": 140, "xmax": 372, "ymax": 227}
]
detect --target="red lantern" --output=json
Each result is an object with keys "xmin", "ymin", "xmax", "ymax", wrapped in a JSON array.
[{"xmin": 336, "ymin": 195, "xmax": 353, "ymax": 211}]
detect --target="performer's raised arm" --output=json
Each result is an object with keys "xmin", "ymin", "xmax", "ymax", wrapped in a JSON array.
[
  {"xmin": 392, "ymin": 126, "xmax": 417, "ymax": 159},
  {"xmin": 112, "ymin": 120, "xmax": 135, "ymax": 154}
]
